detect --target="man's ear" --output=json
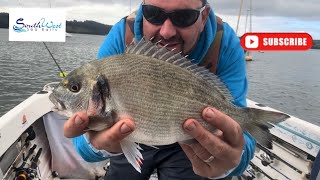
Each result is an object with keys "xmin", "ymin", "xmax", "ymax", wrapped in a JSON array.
[{"xmin": 200, "ymin": 5, "xmax": 210, "ymax": 31}]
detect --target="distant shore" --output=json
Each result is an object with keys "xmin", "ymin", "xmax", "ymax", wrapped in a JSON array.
[
  {"xmin": 312, "ymin": 40, "xmax": 320, "ymax": 49},
  {"xmin": 1, "ymin": 12, "xmax": 319, "ymax": 49},
  {"xmin": 0, "ymin": 12, "xmax": 112, "ymax": 35}
]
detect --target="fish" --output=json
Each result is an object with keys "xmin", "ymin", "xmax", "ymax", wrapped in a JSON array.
[{"xmin": 49, "ymin": 38, "xmax": 290, "ymax": 173}]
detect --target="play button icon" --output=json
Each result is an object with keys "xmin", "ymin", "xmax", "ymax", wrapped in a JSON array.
[
  {"xmin": 240, "ymin": 32, "xmax": 313, "ymax": 51},
  {"xmin": 245, "ymin": 35, "xmax": 259, "ymax": 49}
]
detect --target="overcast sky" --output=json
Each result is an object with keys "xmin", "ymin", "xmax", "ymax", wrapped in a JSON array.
[{"xmin": 1, "ymin": 0, "xmax": 319, "ymax": 39}]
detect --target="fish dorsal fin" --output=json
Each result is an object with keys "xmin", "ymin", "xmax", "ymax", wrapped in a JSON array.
[{"xmin": 125, "ymin": 38, "xmax": 234, "ymax": 102}]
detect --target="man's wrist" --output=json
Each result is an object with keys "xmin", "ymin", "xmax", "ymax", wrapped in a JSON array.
[{"xmin": 83, "ymin": 133, "xmax": 123, "ymax": 157}]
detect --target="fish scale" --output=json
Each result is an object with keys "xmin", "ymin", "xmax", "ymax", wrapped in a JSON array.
[
  {"xmin": 92, "ymin": 55, "xmax": 234, "ymax": 145},
  {"xmin": 50, "ymin": 38, "xmax": 290, "ymax": 173}
]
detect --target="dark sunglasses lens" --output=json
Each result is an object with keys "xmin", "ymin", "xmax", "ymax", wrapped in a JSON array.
[
  {"xmin": 170, "ymin": 9, "xmax": 200, "ymax": 27},
  {"xmin": 142, "ymin": 5, "xmax": 167, "ymax": 25}
]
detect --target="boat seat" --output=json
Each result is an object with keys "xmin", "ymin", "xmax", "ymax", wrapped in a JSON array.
[{"xmin": 43, "ymin": 112, "xmax": 108, "ymax": 179}]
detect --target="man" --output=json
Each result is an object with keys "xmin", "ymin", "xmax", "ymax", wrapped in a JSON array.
[{"xmin": 64, "ymin": 0, "xmax": 256, "ymax": 179}]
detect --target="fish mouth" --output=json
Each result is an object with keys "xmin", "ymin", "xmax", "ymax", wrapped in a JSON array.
[{"xmin": 49, "ymin": 94, "xmax": 66, "ymax": 112}]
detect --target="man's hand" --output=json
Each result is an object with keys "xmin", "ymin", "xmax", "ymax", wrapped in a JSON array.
[
  {"xmin": 63, "ymin": 112, "xmax": 135, "ymax": 153},
  {"xmin": 179, "ymin": 107, "xmax": 245, "ymax": 178}
]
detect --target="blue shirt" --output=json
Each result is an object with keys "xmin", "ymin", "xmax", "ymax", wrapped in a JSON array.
[{"xmin": 73, "ymin": 5, "xmax": 256, "ymax": 176}]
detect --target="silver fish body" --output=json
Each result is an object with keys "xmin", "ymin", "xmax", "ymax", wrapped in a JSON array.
[
  {"xmin": 49, "ymin": 39, "xmax": 289, "ymax": 172},
  {"xmin": 88, "ymin": 53, "xmax": 231, "ymax": 145}
]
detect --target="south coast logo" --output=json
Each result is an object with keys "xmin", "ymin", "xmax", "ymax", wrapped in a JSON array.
[
  {"xmin": 13, "ymin": 17, "xmax": 62, "ymax": 33},
  {"xmin": 9, "ymin": 8, "xmax": 66, "ymax": 42}
]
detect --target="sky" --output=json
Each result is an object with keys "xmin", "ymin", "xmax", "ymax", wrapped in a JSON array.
[{"xmin": 0, "ymin": 0, "xmax": 319, "ymax": 39}]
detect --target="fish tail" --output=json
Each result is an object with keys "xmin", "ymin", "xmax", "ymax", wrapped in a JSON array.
[
  {"xmin": 242, "ymin": 108, "xmax": 290, "ymax": 149},
  {"xmin": 120, "ymin": 140, "xmax": 144, "ymax": 173}
]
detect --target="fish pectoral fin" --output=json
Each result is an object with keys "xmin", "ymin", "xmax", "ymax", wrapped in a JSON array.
[
  {"xmin": 120, "ymin": 140, "xmax": 143, "ymax": 173},
  {"xmin": 83, "ymin": 127, "xmax": 90, "ymax": 132},
  {"xmin": 86, "ymin": 115, "xmax": 113, "ymax": 131}
]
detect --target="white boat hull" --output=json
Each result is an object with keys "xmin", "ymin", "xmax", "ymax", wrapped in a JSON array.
[
  {"xmin": 0, "ymin": 84, "xmax": 319, "ymax": 179},
  {"xmin": 246, "ymin": 100, "xmax": 318, "ymax": 180}
]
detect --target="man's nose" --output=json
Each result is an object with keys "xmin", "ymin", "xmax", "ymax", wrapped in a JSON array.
[{"xmin": 159, "ymin": 18, "xmax": 177, "ymax": 40}]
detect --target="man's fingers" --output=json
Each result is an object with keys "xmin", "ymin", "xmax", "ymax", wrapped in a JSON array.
[
  {"xmin": 179, "ymin": 143, "xmax": 212, "ymax": 177},
  {"xmin": 202, "ymin": 107, "xmax": 244, "ymax": 147},
  {"xmin": 187, "ymin": 142, "xmax": 212, "ymax": 162},
  {"xmin": 182, "ymin": 108, "xmax": 246, "ymax": 178},
  {"xmin": 183, "ymin": 119, "xmax": 238, "ymax": 160},
  {"xmin": 64, "ymin": 112, "xmax": 89, "ymax": 138},
  {"xmin": 180, "ymin": 143, "xmax": 239, "ymax": 178},
  {"xmin": 89, "ymin": 118, "xmax": 135, "ymax": 150}
]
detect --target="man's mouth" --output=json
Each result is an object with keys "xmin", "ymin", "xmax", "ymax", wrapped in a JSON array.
[{"xmin": 159, "ymin": 42, "xmax": 181, "ymax": 51}]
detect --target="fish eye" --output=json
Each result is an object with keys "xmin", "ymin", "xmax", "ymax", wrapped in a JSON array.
[{"xmin": 69, "ymin": 82, "xmax": 81, "ymax": 93}]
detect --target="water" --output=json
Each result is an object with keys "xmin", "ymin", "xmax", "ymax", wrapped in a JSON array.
[
  {"xmin": 0, "ymin": 28, "xmax": 104, "ymax": 116},
  {"xmin": 0, "ymin": 28, "xmax": 319, "ymax": 126},
  {"xmin": 247, "ymin": 50, "xmax": 320, "ymax": 126}
]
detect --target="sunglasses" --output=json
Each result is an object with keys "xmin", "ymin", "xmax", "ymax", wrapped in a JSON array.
[{"xmin": 142, "ymin": 4, "xmax": 206, "ymax": 28}]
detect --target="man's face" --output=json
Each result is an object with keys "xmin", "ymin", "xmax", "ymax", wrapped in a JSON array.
[{"xmin": 142, "ymin": 0, "xmax": 210, "ymax": 55}]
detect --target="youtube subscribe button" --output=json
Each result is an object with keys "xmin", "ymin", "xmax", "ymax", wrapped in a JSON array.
[{"xmin": 240, "ymin": 33, "xmax": 313, "ymax": 51}]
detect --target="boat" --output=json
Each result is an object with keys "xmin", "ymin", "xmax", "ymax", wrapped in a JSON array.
[
  {"xmin": 244, "ymin": 0, "xmax": 253, "ymax": 61},
  {"xmin": 245, "ymin": 54, "xmax": 253, "ymax": 61},
  {"xmin": 243, "ymin": 50, "xmax": 253, "ymax": 61},
  {"xmin": 236, "ymin": 0, "xmax": 254, "ymax": 62},
  {"xmin": 0, "ymin": 82, "xmax": 319, "ymax": 180},
  {"xmin": 0, "ymin": 83, "xmax": 108, "ymax": 180},
  {"xmin": 66, "ymin": 32, "xmax": 72, "ymax": 38}
]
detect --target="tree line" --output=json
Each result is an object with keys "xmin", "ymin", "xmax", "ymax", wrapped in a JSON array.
[
  {"xmin": 312, "ymin": 40, "xmax": 320, "ymax": 49},
  {"xmin": 0, "ymin": 12, "xmax": 112, "ymax": 35},
  {"xmin": 1, "ymin": 12, "xmax": 320, "ymax": 49}
]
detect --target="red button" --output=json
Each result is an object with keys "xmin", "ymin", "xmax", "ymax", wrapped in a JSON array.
[{"xmin": 240, "ymin": 32, "xmax": 313, "ymax": 51}]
